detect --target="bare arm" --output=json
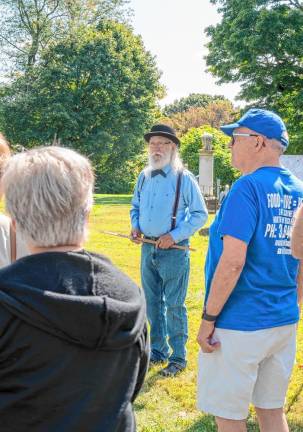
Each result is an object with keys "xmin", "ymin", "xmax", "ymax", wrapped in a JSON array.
[
  {"xmin": 297, "ymin": 260, "xmax": 303, "ymax": 312},
  {"xmin": 291, "ymin": 204, "xmax": 303, "ymax": 258},
  {"xmin": 197, "ymin": 235, "xmax": 247, "ymax": 353}
]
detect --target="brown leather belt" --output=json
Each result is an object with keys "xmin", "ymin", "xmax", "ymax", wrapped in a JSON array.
[{"xmin": 143, "ymin": 236, "xmax": 159, "ymax": 241}]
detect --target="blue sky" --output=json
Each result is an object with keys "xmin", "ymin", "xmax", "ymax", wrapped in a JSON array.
[{"xmin": 129, "ymin": 0, "xmax": 242, "ymax": 107}]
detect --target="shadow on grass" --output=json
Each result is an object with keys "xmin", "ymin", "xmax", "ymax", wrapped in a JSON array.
[
  {"xmin": 287, "ymin": 380, "xmax": 303, "ymax": 415},
  {"xmin": 287, "ymin": 419, "xmax": 303, "ymax": 432},
  {"xmin": 134, "ymin": 369, "xmax": 166, "ymax": 413},
  {"xmin": 199, "ymin": 228, "xmax": 209, "ymax": 237},
  {"xmin": 184, "ymin": 414, "xmax": 217, "ymax": 431},
  {"xmin": 141, "ymin": 368, "xmax": 169, "ymax": 394},
  {"xmin": 184, "ymin": 416, "xmax": 260, "ymax": 432},
  {"xmin": 94, "ymin": 196, "xmax": 132, "ymax": 206},
  {"xmin": 134, "ymin": 367, "xmax": 176, "ymax": 409},
  {"xmin": 184, "ymin": 416, "xmax": 303, "ymax": 432}
]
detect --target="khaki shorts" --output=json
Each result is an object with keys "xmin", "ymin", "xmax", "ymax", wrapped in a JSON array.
[{"xmin": 197, "ymin": 324, "xmax": 296, "ymax": 420}]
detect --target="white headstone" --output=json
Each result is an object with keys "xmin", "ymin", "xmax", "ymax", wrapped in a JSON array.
[{"xmin": 199, "ymin": 151, "xmax": 214, "ymax": 195}]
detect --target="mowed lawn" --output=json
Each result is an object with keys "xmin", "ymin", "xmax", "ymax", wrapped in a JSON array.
[{"xmin": 87, "ymin": 194, "xmax": 303, "ymax": 432}]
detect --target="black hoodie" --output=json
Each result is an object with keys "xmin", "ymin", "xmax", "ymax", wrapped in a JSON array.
[{"xmin": 0, "ymin": 250, "xmax": 148, "ymax": 432}]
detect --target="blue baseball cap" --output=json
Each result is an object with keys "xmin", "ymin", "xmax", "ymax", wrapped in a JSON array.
[{"xmin": 220, "ymin": 108, "xmax": 289, "ymax": 148}]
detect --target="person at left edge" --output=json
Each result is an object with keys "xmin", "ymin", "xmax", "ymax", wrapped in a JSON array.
[
  {"xmin": 130, "ymin": 124, "xmax": 208, "ymax": 377},
  {"xmin": 0, "ymin": 146, "xmax": 148, "ymax": 432}
]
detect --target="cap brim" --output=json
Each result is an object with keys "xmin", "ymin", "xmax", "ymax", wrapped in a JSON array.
[
  {"xmin": 220, "ymin": 122, "xmax": 241, "ymax": 137},
  {"xmin": 144, "ymin": 132, "xmax": 180, "ymax": 147}
]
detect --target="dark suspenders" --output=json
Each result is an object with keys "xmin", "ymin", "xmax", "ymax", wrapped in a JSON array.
[
  {"xmin": 139, "ymin": 173, "xmax": 145, "ymax": 192},
  {"xmin": 171, "ymin": 170, "xmax": 183, "ymax": 230},
  {"xmin": 139, "ymin": 169, "xmax": 183, "ymax": 231}
]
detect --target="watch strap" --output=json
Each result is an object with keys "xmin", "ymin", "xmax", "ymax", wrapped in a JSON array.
[{"xmin": 202, "ymin": 311, "xmax": 218, "ymax": 322}]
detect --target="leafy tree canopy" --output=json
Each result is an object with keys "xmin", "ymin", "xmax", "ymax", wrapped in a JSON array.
[
  {"xmin": 0, "ymin": 21, "xmax": 164, "ymax": 192},
  {"xmin": 162, "ymin": 99, "xmax": 238, "ymax": 135},
  {"xmin": 206, "ymin": 0, "xmax": 303, "ymax": 152},
  {"xmin": 0, "ymin": 0, "xmax": 131, "ymax": 71},
  {"xmin": 180, "ymin": 125, "xmax": 240, "ymax": 186},
  {"xmin": 162, "ymin": 93, "xmax": 226, "ymax": 117}
]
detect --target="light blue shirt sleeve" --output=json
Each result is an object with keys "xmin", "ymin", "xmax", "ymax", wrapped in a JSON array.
[
  {"xmin": 170, "ymin": 172, "xmax": 208, "ymax": 243},
  {"xmin": 130, "ymin": 172, "xmax": 144, "ymax": 231}
]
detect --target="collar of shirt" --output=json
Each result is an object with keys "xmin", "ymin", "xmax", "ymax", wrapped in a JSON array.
[
  {"xmin": 162, "ymin": 164, "xmax": 172, "ymax": 176},
  {"xmin": 150, "ymin": 164, "xmax": 172, "ymax": 179},
  {"xmin": 151, "ymin": 169, "xmax": 166, "ymax": 178}
]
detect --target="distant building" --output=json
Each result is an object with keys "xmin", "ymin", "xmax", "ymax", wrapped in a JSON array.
[{"xmin": 281, "ymin": 156, "xmax": 303, "ymax": 181}]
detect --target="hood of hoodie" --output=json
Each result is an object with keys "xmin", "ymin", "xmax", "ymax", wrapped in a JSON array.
[{"xmin": 0, "ymin": 251, "xmax": 146, "ymax": 350}]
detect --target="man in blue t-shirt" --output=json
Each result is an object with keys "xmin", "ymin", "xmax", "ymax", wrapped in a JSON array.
[{"xmin": 197, "ymin": 109, "xmax": 303, "ymax": 432}]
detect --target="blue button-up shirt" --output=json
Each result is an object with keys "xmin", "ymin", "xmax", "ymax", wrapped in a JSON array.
[{"xmin": 130, "ymin": 164, "xmax": 208, "ymax": 243}]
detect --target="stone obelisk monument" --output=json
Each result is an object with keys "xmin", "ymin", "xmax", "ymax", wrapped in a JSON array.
[{"xmin": 199, "ymin": 132, "xmax": 214, "ymax": 196}]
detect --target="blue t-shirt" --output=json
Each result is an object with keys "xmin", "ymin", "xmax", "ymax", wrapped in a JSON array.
[{"xmin": 205, "ymin": 166, "xmax": 303, "ymax": 331}]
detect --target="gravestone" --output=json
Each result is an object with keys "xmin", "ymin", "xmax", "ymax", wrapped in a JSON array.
[{"xmin": 199, "ymin": 149, "xmax": 214, "ymax": 196}]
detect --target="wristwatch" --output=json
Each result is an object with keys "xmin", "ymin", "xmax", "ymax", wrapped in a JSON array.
[{"xmin": 202, "ymin": 310, "xmax": 218, "ymax": 322}]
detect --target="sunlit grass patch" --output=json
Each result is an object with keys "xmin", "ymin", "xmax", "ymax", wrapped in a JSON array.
[{"xmin": 86, "ymin": 195, "xmax": 303, "ymax": 431}]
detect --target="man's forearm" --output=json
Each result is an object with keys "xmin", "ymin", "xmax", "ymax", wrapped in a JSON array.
[
  {"xmin": 170, "ymin": 210, "xmax": 208, "ymax": 243},
  {"xmin": 130, "ymin": 207, "xmax": 140, "ymax": 231},
  {"xmin": 297, "ymin": 261, "xmax": 303, "ymax": 310},
  {"xmin": 205, "ymin": 255, "xmax": 244, "ymax": 316},
  {"xmin": 198, "ymin": 236, "xmax": 246, "ymax": 353}
]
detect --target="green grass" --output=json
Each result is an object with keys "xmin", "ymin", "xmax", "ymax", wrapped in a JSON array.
[
  {"xmin": 86, "ymin": 194, "xmax": 303, "ymax": 431},
  {"xmin": 0, "ymin": 192, "xmax": 301, "ymax": 430}
]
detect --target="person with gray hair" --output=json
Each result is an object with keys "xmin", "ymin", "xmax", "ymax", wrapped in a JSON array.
[
  {"xmin": 197, "ymin": 109, "xmax": 303, "ymax": 432},
  {"xmin": 130, "ymin": 124, "xmax": 208, "ymax": 377},
  {"xmin": 0, "ymin": 146, "xmax": 148, "ymax": 432},
  {"xmin": 0, "ymin": 133, "xmax": 28, "ymax": 265}
]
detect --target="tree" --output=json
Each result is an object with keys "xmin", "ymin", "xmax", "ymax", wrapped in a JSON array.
[
  {"xmin": 0, "ymin": 21, "xmax": 163, "ymax": 192},
  {"xmin": 162, "ymin": 99, "xmax": 238, "ymax": 135},
  {"xmin": 206, "ymin": 0, "xmax": 303, "ymax": 152},
  {"xmin": 0, "ymin": 0, "xmax": 131, "ymax": 72},
  {"xmin": 180, "ymin": 126, "xmax": 240, "ymax": 186},
  {"xmin": 163, "ymin": 93, "xmax": 225, "ymax": 117}
]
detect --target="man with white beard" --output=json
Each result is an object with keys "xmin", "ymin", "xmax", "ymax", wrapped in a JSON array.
[{"xmin": 130, "ymin": 124, "xmax": 208, "ymax": 377}]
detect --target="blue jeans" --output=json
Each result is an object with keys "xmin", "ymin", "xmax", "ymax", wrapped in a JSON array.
[{"xmin": 141, "ymin": 241, "xmax": 190, "ymax": 368}]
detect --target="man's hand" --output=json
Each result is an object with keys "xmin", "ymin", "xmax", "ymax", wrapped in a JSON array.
[
  {"xmin": 156, "ymin": 233, "xmax": 174, "ymax": 249},
  {"xmin": 197, "ymin": 320, "xmax": 220, "ymax": 353},
  {"xmin": 130, "ymin": 228, "xmax": 142, "ymax": 244}
]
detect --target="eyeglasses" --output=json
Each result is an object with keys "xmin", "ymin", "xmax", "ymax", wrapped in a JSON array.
[
  {"xmin": 148, "ymin": 140, "xmax": 172, "ymax": 147},
  {"xmin": 230, "ymin": 133, "xmax": 259, "ymax": 146}
]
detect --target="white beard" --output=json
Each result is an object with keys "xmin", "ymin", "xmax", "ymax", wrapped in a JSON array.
[{"xmin": 148, "ymin": 151, "xmax": 171, "ymax": 170}]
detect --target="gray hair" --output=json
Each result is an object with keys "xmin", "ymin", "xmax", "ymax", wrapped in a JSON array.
[
  {"xmin": 2, "ymin": 146, "xmax": 94, "ymax": 247},
  {"xmin": 170, "ymin": 147, "xmax": 184, "ymax": 172},
  {"xmin": 0, "ymin": 133, "xmax": 11, "ymax": 177},
  {"xmin": 267, "ymin": 138, "xmax": 286, "ymax": 155}
]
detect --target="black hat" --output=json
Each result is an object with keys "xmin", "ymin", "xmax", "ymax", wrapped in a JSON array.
[{"xmin": 144, "ymin": 124, "xmax": 180, "ymax": 147}]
